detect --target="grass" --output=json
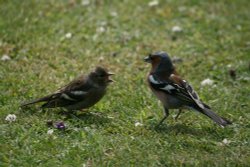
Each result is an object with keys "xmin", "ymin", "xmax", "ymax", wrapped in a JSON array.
[{"xmin": 0, "ymin": 0, "xmax": 249, "ymax": 166}]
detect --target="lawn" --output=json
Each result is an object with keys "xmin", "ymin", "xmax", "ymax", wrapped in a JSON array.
[{"xmin": 0, "ymin": 0, "xmax": 249, "ymax": 166}]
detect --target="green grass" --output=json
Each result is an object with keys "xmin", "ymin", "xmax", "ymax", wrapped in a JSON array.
[{"xmin": 0, "ymin": 0, "xmax": 250, "ymax": 166}]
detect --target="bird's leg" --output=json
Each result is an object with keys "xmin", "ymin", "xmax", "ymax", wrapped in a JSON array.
[
  {"xmin": 58, "ymin": 108, "xmax": 76, "ymax": 115},
  {"xmin": 156, "ymin": 107, "xmax": 169, "ymax": 127},
  {"xmin": 175, "ymin": 109, "xmax": 182, "ymax": 121},
  {"xmin": 76, "ymin": 109, "xmax": 89, "ymax": 116},
  {"xmin": 58, "ymin": 109, "xmax": 71, "ymax": 115}
]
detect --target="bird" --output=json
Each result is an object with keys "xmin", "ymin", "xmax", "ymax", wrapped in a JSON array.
[
  {"xmin": 144, "ymin": 51, "xmax": 232, "ymax": 127},
  {"xmin": 20, "ymin": 66, "xmax": 114, "ymax": 111}
]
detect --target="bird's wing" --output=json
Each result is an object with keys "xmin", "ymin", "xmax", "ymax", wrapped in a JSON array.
[
  {"xmin": 40, "ymin": 75, "xmax": 95, "ymax": 108},
  {"xmin": 21, "ymin": 75, "xmax": 94, "ymax": 107},
  {"xmin": 54, "ymin": 75, "xmax": 94, "ymax": 102},
  {"xmin": 148, "ymin": 74, "xmax": 205, "ymax": 109}
]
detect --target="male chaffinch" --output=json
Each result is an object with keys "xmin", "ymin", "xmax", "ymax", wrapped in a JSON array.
[
  {"xmin": 21, "ymin": 66, "xmax": 114, "ymax": 111},
  {"xmin": 144, "ymin": 51, "xmax": 232, "ymax": 127}
]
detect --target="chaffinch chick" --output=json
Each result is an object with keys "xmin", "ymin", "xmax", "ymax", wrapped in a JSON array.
[
  {"xmin": 21, "ymin": 66, "xmax": 114, "ymax": 111},
  {"xmin": 144, "ymin": 51, "xmax": 232, "ymax": 127}
]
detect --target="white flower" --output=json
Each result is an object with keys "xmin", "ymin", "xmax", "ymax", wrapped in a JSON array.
[
  {"xmin": 96, "ymin": 26, "xmax": 105, "ymax": 33},
  {"xmin": 47, "ymin": 129, "xmax": 54, "ymax": 135},
  {"xmin": 65, "ymin": 32, "xmax": 72, "ymax": 39},
  {"xmin": 81, "ymin": 0, "xmax": 90, "ymax": 6},
  {"xmin": 222, "ymin": 138, "xmax": 230, "ymax": 145},
  {"xmin": 110, "ymin": 11, "xmax": 118, "ymax": 17},
  {"xmin": 172, "ymin": 26, "xmax": 182, "ymax": 32},
  {"xmin": 1, "ymin": 54, "xmax": 11, "ymax": 61},
  {"xmin": 5, "ymin": 114, "xmax": 16, "ymax": 122},
  {"xmin": 148, "ymin": 0, "xmax": 159, "ymax": 7},
  {"xmin": 135, "ymin": 122, "xmax": 143, "ymax": 127},
  {"xmin": 201, "ymin": 78, "xmax": 214, "ymax": 86}
]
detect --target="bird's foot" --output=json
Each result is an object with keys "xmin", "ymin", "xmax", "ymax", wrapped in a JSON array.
[
  {"xmin": 155, "ymin": 116, "xmax": 167, "ymax": 129},
  {"xmin": 174, "ymin": 109, "xmax": 182, "ymax": 121}
]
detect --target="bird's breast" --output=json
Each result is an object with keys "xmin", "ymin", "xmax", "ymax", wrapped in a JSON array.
[{"xmin": 148, "ymin": 82, "xmax": 183, "ymax": 109}]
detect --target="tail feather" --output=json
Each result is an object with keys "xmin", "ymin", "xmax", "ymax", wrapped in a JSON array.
[
  {"xmin": 20, "ymin": 95, "xmax": 52, "ymax": 107},
  {"xmin": 197, "ymin": 107, "xmax": 232, "ymax": 127}
]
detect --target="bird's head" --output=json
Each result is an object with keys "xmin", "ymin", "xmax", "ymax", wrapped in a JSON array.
[
  {"xmin": 89, "ymin": 66, "xmax": 114, "ymax": 86},
  {"xmin": 144, "ymin": 51, "xmax": 174, "ymax": 74}
]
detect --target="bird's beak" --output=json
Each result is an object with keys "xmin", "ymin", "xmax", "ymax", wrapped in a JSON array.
[
  {"xmin": 144, "ymin": 56, "xmax": 151, "ymax": 63},
  {"xmin": 107, "ymin": 72, "xmax": 115, "ymax": 83},
  {"xmin": 108, "ymin": 79, "xmax": 114, "ymax": 83},
  {"xmin": 108, "ymin": 72, "xmax": 115, "ymax": 76}
]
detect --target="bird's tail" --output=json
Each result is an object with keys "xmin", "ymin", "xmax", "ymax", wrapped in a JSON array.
[
  {"xmin": 20, "ymin": 96, "xmax": 51, "ymax": 107},
  {"xmin": 196, "ymin": 106, "xmax": 232, "ymax": 127}
]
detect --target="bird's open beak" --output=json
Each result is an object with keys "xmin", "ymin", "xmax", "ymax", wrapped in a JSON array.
[
  {"xmin": 107, "ymin": 72, "xmax": 115, "ymax": 83},
  {"xmin": 144, "ymin": 55, "xmax": 151, "ymax": 63}
]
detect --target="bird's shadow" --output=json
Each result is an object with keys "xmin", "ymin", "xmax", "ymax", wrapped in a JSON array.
[
  {"xmin": 149, "ymin": 123, "xmax": 222, "ymax": 139},
  {"xmin": 19, "ymin": 106, "xmax": 112, "ymax": 127},
  {"xmin": 61, "ymin": 110, "xmax": 112, "ymax": 126}
]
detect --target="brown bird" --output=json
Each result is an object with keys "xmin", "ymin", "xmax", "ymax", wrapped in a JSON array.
[
  {"xmin": 144, "ymin": 51, "xmax": 232, "ymax": 127},
  {"xmin": 21, "ymin": 66, "xmax": 114, "ymax": 111}
]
